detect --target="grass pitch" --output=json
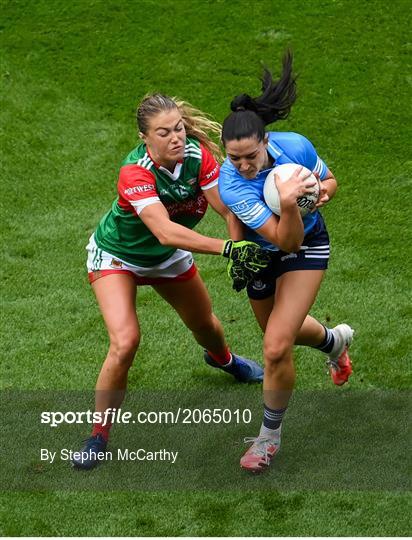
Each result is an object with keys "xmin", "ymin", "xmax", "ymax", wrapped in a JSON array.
[{"xmin": 1, "ymin": 0, "xmax": 411, "ymax": 536}]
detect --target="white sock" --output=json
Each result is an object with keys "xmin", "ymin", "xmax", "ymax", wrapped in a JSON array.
[
  {"xmin": 259, "ymin": 423, "xmax": 281, "ymax": 443},
  {"xmin": 330, "ymin": 329, "xmax": 344, "ymax": 358}
]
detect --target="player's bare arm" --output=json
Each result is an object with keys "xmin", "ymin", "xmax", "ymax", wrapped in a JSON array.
[{"xmin": 139, "ymin": 202, "xmax": 225, "ymax": 255}]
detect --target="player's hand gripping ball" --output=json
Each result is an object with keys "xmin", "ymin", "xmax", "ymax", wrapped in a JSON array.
[{"xmin": 263, "ymin": 163, "xmax": 320, "ymax": 216}]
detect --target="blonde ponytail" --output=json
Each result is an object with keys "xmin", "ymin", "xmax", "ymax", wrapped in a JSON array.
[{"xmin": 174, "ymin": 99, "xmax": 224, "ymax": 162}]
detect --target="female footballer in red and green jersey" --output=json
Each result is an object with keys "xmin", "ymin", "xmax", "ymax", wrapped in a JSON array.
[{"xmin": 72, "ymin": 94, "xmax": 267, "ymax": 470}]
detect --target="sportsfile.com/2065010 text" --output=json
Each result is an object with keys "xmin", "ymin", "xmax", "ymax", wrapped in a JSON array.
[{"xmin": 40, "ymin": 407, "xmax": 252, "ymax": 427}]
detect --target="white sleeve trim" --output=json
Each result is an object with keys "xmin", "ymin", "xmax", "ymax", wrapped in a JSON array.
[
  {"xmin": 201, "ymin": 178, "xmax": 219, "ymax": 190},
  {"xmin": 314, "ymin": 156, "xmax": 327, "ymax": 179},
  {"xmin": 131, "ymin": 196, "xmax": 161, "ymax": 215}
]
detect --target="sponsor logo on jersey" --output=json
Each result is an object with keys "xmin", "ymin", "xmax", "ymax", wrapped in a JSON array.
[
  {"xmin": 229, "ymin": 200, "xmax": 266, "ymax": 227},
  {"xmin": 124, "ymin": 185, "xmax": 153, "ymax": 195},
  {"xmin": 165, "ymin": 194, "xmax": 207, "ymax": 218},
  {"xmin": 204, "ymin": 164, "xmax": 218, "ymax": 180},
  {"xmin": 229, "ymin": 200, "xmax": 249, "ymax": 213}
]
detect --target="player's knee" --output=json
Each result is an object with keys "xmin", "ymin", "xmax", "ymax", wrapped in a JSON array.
[
  {"xmin": 109, "ymin": 331, "xmax": 140, "ymax": 367},
  {"xmin": 263, "ymin": 338, "xmax": 292, "ymax": 369}
]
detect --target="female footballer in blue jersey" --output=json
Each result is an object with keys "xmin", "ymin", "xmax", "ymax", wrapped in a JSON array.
[{"xmin": 219, "ymin": 51, "xmax": 354, "ymax": 473}]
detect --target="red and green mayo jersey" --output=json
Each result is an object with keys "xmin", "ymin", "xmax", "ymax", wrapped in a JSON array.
[{"xmin": 94, "ymin": 137, "xmax": 220, "ymax": 267}]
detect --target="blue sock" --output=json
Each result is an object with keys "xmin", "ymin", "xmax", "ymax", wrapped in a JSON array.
[
  {"xmin": 263, "ymin": 404, "xmax": 287, "ymax": 430},
  {"xmin": 314, "ymin": 325, "xmax": 335, "ymax": 354}
]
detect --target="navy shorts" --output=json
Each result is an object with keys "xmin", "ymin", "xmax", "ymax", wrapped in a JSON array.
[{"xmin": 247, "ymin": 214, "xmax": 330, "ymax": 300}]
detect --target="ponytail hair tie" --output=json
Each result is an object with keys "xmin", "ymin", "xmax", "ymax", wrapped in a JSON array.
[{"xmin": 230, "ymin": 93, "xmax": 258, "ymax": 113}]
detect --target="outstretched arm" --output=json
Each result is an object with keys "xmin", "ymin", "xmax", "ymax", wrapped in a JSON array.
[
  {"xmin": 139, "ymin": 202, "xmax": 225, "ymax": 255},
  {"xmin": 140, "ymin": 200, "xmax": 270, "ymax": 291}
]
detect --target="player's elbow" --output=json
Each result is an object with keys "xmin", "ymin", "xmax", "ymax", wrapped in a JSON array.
[
  {"xmin": 269, "ymin": 232, "xmax": 301, "ymax": 253},
  {"xmin": 151, "ymin": 224, "xmax": 173, "ymax": 246},
  {"xmin": 290, "ymin": 241, "xmax": 302, "ymax": 253},
  {"xmin": 156, "ymin": 229, "xmax": 172, "ymax": 246},
  {"xmin": 278, "ymin": 233, "xmax": 303, "ymax": 253},
  {"xmin": 282, "ymin": 240, "xmax": 301, "ymax": 253},
  {"xmin": 280, "ymin": 229, "xmax": 304, "ymax": 253}
]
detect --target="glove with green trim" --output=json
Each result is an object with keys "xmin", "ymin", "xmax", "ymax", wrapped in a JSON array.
[{"xmin": 222, "ymin": 240, "xmax": 271, "ymax": 292}]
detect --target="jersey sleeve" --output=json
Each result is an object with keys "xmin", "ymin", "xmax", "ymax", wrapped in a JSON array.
[
  {"xmin": 199, "ymin": 145, "xmax": 220, "ymax": 190},
  {"xmin": 118, "ymin": 164, "xmax": 160, "ymax": 215},
  {"xmin": 219, "ymin": 167, "xmax": 273, "ymax": 230},
  {"xmin": 294, "ymin": 134, "xmax": 329, "ymax": 180}
]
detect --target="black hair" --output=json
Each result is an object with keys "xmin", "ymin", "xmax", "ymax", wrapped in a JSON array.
[{"xmin": 221, "ymin": 50, "xmax": 297, "ymax": 144}]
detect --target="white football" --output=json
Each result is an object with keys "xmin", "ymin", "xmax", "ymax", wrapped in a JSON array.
[{"xmin": 263, "ymin": 163, "xmax": 320, "ymax": 216}]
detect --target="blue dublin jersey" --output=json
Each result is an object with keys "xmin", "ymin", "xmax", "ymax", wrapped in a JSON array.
[{"xmin": 218, "ymin": 131, "xmax": 329, "ymax": 251}]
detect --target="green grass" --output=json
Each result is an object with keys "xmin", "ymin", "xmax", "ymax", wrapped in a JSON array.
[
  {"xmin": 1, "ymin": 0, "xmax": 411, "ymax": 536},
  {"xmin": 1, "ymin": 491, "xmax": 410, "ymax": 537}
]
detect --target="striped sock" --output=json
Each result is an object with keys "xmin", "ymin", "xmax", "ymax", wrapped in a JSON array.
[
  {"xmin": 263, "ymin": 404, "xmax": 287, "ymax": 431},
  {"xmin": 314, "ymin": 325, "xmax": 335, "ymax": 354}
]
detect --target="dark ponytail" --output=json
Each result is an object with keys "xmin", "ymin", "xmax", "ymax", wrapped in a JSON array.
[{"xmin": 222, "ymin": 50, "xmax": 297, "ymax": 144}]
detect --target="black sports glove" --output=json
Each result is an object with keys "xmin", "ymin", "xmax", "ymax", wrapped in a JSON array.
[
  {"xmin": 222, "ymin": 240, "xmax": 271, "ymax": 291},
  {"xmin": 228, "ymin": 263, "xmax": 249, "ymax": 292}
]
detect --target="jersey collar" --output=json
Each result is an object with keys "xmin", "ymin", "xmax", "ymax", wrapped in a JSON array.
[{"xmin": 145, "ymin": 145, "xmax": 184, "ymax": 180}]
